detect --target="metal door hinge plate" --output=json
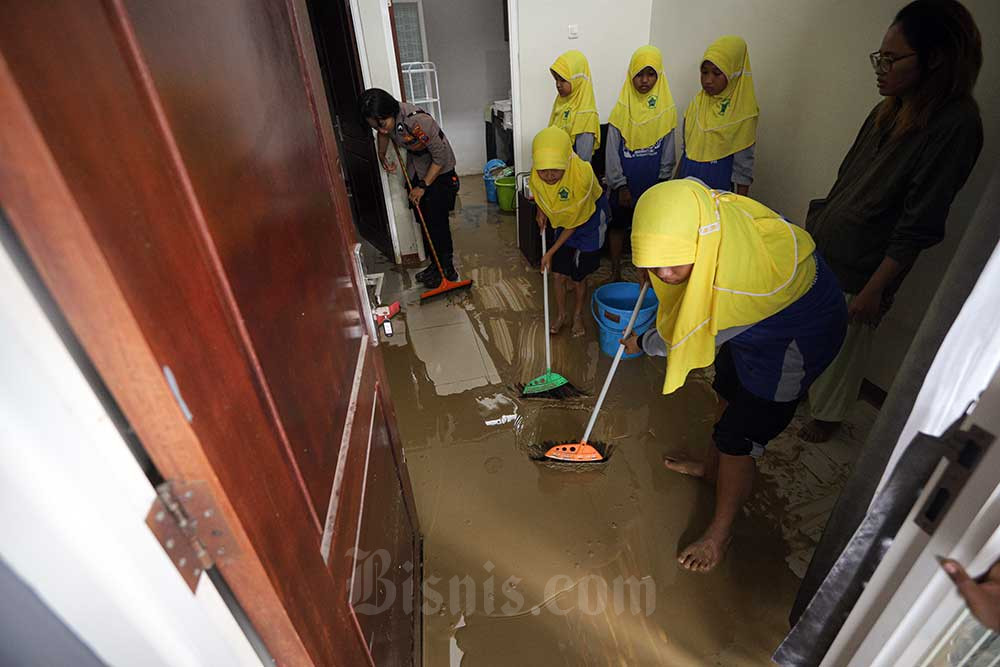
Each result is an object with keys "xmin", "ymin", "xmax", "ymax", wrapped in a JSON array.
[{"xmin": 145, "ymin": 480, "xmax": 240, "ymax": 592}]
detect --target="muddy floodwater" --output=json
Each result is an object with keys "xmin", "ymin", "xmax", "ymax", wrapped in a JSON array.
[{"xmin": 373, "ymin": 183, "xmax": 834, "ymax": 666}]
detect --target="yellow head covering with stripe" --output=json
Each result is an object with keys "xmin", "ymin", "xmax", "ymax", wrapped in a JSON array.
[
  {"xmin": 631, "ymin": 179, "xmax": 816, "ymax": 394},
  {"xmin": 608, "ymin": 46, "xmax": 677, "ymax": 150},
  {"xmin": 549, "ymin": 50, "xmax": 601, "ymax": 149},
  {"xmin": 683, "ymin": 36, "xmax": 759, "ymax": 162},
  {"xmin": 530, "ymin": 127, "xmax": 601, "ymax": 230}
]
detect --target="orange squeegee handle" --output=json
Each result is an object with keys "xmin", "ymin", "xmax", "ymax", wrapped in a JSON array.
[{"xmin": 392, "ymin": 142, "xmax": 445, "ymax": 276}]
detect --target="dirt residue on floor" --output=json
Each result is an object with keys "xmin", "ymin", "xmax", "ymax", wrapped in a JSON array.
[{"xmin": 373, "ymin": 186, "xmax": 829, "ymax": 666}]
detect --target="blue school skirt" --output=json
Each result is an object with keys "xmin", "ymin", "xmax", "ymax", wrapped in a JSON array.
[
  {"xmin": 620, "ymin": 136, "xmax": 665, "ymax": 201},
  {"xmin": 677, "ymin": 152, "xmax": 734, "ymax": 191}
]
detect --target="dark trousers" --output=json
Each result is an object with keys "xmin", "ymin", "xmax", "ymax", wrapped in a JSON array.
[
  {"xmin": 413, "ymin": 171, "xmax": 458, "ymax": 263},
  {"xmin": 712, "ymin": 343, "xmax": 801, "ymax": 456}
]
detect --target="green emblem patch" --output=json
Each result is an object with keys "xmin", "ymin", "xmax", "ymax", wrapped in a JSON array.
[
  {"xmin": 647, "ymin": 95, "xmax": 657, "ymax": 108},
  {"xmin": 719, "ymin": 98, "xmax": 731, "ymax": 115},
  {"xmin": 558, "ymin": 187, "xmax": 570, "ymax": 201},
  {"xmin": 563, "ymin": 109, "xmax": 570, "ymax": 119}
]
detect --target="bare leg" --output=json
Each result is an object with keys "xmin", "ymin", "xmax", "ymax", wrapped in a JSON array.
[
  {"xmin": 571, "ymin": 278, "xmax": 587, "ymax": 337},
  {"xmin": 608, "ymin": 228, "xmax": 624, "ymax": 283},
  {"xmin": 550, "ymin": 273, "xmax": 568, "ymax": 334},
  {"xmin": 664, "ymin": 397, "xmax": 727, "ymax": 481},
  {"xmin": 677, "ymin": 453, "xmax": 754, "ymax": 572}
]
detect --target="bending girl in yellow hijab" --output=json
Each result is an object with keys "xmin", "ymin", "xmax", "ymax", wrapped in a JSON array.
[
  {"xmin": 622, "ymin": 178, "xmax": 846, "ymax": 572},
  {"xmin": 549, "ymin": 50, "xmax": 601, "ymax": 162},
  {"xmin": 677, "ymin": 36, "xmax": 759, "ymax": 195},
  {"xmin": 531, "ymin": 127, "xmax": 608, "ymax": 337},
  {"xmin": 606, "ymin": 45, "xmax": 678, "ymax": 282}
]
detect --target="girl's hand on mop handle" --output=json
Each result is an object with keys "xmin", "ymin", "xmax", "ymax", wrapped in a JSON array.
[{"xmin": 620, "ymin": 332, "xmax": 641, "ymax": 356}]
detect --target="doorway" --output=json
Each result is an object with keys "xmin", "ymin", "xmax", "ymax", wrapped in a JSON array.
[
  {"xmin": 392, "ymin": 0, "xmax": 514, "ymax": 176},
  {"xmin": 308, "ymin": 0, "xmax": 397, "ymax": 261}
]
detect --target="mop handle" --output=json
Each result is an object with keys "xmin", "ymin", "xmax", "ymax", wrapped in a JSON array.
[
  {"xmin": 581, "ymin": 283, "xmax": 649, "ymax": 443},
  {"xmin": 540, "ymin": 228, "xmax": 552, "ymax": 372},
  {"xmin": 392, "ymin": 142, "xmax": 445, "ymax": 275}
]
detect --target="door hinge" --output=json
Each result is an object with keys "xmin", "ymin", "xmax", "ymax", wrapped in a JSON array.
[{"xmin": 145, "ymin": 480, "xmax": 240, "ymax": 592}]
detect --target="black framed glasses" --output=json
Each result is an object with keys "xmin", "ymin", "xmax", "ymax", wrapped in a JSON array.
[{"xmin": 869, "ymin": 50, "xmax": 917, "ymax": 74}]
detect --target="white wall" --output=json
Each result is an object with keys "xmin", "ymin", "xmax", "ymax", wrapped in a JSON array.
[
  {"xmin": 352, "ymin": 0, "xmax": 423, "ymax": 261},
  {"xmin": 649, "ymin": 0, "xmax": 1000, "ymax": 391},
  {"xmin": 422, "ymin": 0, "xmax": 511, "ymax": 175},
  {"xmin": 511, "ymin": 0, "xmax": 654, "ymax": 171}
]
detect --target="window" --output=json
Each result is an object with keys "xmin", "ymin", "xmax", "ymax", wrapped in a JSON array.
[{"xmin": 393, "ymin": 1, "xmax": 428, "ymax": 101}]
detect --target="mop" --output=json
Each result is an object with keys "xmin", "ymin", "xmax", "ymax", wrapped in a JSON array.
[
  {"xmin": 519, "ymin": 228, "xmax": 583, "ymax": 399},
  {"xmin": 392, "ymin": 143, "xmax": 473, "ymax": 301},
  {"xmin": 534, "ymin": 283, "xmax": 649, "ymax": 463}
]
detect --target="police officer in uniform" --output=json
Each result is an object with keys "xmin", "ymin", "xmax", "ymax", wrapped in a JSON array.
[{"xmin": 360, "ymin": 88, "xmax": 460, "ymax": 287}]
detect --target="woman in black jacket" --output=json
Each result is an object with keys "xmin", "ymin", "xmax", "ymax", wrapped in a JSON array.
[{"xmin": 800, "ymin": 0, "xmax": 984, "ymax": 442}]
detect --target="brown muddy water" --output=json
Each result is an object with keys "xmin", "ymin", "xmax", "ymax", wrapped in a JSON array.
[{"xmin": 374, "ymin": 183, "xmax": 810, "ymax": 666}]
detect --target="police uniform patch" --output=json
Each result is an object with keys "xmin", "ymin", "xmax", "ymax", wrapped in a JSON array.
[{"xmin": 412, "ymin": 123, "xmax": 431, "ymax": 145}]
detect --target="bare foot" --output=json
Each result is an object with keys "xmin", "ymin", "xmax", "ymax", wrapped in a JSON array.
[
  {"xmin": 798, "ymin": 419, "xmax": 840, "ymax": 443},
  {"xmin": 571, "ymin": 315, "xmax": 586, "ymax": 338},
  {"xmin": 549, "ymin": 313, "xmax": 566, "ymax": 335},
  {"xmin": 678, "ymin": 530, "xmax": 731, "ymax": 573},
  {"xmin": 663, "ymin": 455, "xmax": 706, "ymax": 478}
]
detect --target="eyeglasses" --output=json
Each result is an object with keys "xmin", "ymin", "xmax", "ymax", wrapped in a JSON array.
[{"xmin": 869, "ymin": 50, "xmax": 917, "ymax": 74}]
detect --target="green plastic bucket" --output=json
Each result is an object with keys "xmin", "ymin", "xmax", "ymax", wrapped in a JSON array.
[{"xmin": 495, "ymin": 176, "xmax": 516, "ymax": 211}]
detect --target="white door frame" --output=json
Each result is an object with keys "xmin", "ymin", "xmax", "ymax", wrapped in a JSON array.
[
  {"xmin": 0, "ymin": 240, "xmax": 262, "ymax": 666},
  {"xmin": 821, "ymin": 369, "xmax": 1000, "ymax": 666}
]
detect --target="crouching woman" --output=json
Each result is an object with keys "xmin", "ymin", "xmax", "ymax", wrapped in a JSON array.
[{"xmin": 622, "ymin": 178, "xmax": 847, "ymax": 572}]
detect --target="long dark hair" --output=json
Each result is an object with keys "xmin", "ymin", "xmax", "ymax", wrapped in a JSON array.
[
  {"xmin": 359, "ymin": 88, "xmax": 400, "ymax": 124},
  {"xmin": 876, "ymin": 0, "xmax": 981, "ymax": 139}
]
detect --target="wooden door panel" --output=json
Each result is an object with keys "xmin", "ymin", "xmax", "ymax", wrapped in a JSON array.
[
  {"xmin": 351, "ymin": 388, "xmax": 419, "ymax": 666},
  {"xmin": 121, "ymin": 0, "xmax": 361, "ymax": 525},
  {"xmin": 1, "ymin": 1, "xmax": 421, "ymax": 664},
  {"xmin": 0, "ymin": 3, "xmax": 343, "ymax": 661}
]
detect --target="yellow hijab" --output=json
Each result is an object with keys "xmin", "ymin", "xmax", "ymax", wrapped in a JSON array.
[
  {"xmin": 608, "ymin": 46, "xmax": 677, "ymax": 150},
  {"xmin": 549, "ymin": 50, "xmax": 601, "ymax": 149},
  {"xmin": 530, "ymin": 127, "xmax": 601, "ymax": 230},
  {"xmin": 631, "ymin": 179, "xmax": 816, "ymax": 394},
  {"xmin": 683, "ymin": 36, "xmax": 759, "ymax": 162}
]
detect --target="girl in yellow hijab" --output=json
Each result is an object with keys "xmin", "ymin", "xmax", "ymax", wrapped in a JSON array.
[
  {"xmin": 531, "ymin": 127, "xmax": 608, "ymax": 337},
  {"xmin": 549, "ymin": 50, "xmax": 601, "ymax": 162},
  {"xmin": 623, "ymin": 178, "xmax": 846, "ymax": 573},
  {"xmin": 678, "ymin": 36, "xmax": 759, "ymax": 195},
  {"xmin": 606, "ymin": 45, "xmax": 678, "ymax": 281}
]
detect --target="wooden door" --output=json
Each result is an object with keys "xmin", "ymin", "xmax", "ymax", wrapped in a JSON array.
[
  {"xmin": 308, "ymin": 0, "xmax": 396, "ymax": 260},
  {"xmin": 0, "ymin": 1, "xmax": 420, "ymax": 665}
]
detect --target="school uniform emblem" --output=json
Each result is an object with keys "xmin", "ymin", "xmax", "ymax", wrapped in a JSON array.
[
  {"xmin": 718, "ymin": 98, "xmax": 731, "ymax": 115},
  {"xmin": 558, "ymin": 187, "xmax": 570, "ymax": 200},
  {"xmin": 562, "ymin": 109, "xmax": 570, "ymax": 120},
  {"xmin": 647, "ymin": 95, "xmax": 657, "ymax": 108}
]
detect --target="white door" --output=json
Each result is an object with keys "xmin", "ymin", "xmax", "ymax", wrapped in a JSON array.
[
  {"xmin": 0, "ymin": 239, "xmax": 262, "ymax": 667},
  {"xmin": 820, "ymin": 231, "xmax": 1000, "ymax": 666}
]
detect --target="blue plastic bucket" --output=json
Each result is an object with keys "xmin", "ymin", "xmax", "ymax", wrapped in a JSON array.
[
  {"xmin": 483, "ymin": 159, "xmax": 505, "ymax": 203},
  {"xmin": 591, "ymin": 282, "xmax": 660, "ymax": 358}
]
